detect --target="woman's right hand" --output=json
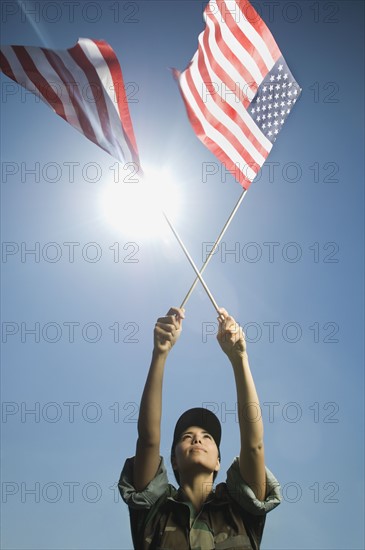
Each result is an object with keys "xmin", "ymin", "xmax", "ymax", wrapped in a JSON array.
[{"xmin": 153, "ymin": 307, "xmax": 185, "ymax": 355}]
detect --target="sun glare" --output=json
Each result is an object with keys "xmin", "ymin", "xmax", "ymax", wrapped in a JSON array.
[{"xmin": 100, "ymin": 165, "xmax": 182, "ymax": 240}]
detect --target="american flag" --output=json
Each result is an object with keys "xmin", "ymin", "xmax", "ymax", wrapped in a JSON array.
[
  {"xmin": 175, "ymin": 0, "xmax": 301, "ymax": 188},
  {"xmin": 0, "ymin": 38, "xmax": 140, "ymax": 168}
]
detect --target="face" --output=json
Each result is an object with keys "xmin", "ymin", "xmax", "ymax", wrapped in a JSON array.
[{"xmin": 172, "ymin": 425, "xmax": 220, "ymax": 479}]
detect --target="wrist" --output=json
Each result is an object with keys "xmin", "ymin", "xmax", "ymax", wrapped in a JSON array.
[
  {"xmin": 152, "ymin": 348, "xmax": 169, "ymax": 361},
  {"xmin": 229, "ymin": 350, "xmax": 249, "ymax": 370}
]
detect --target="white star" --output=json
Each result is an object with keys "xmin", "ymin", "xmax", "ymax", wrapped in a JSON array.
[
  {"xmin": 282, "ymin": 82, "xmax": 287, "ymax": 89},
  {"xmin": 268, "ymin": 94, "xmax": 273, "ymax": 100},
  {"xmin": 275, "ymin": 84, "xmax": 280, "ymax": 90},
  {"xmin": 281, "ymin": 119, "xmax": 285, "ymax": 124},
  {"xmin": 262, "ymin": 95, "xmax": 267, "ymax": 102},
  {"xmin": 257, "ymin": 97, "xmax": 261, "ymax": 103},
  {"xmin": 263, "ymin": 86, "xmax": 267, "ymax": 92},
  {"xmin": 288, "ymin": 91, "xmax": 292, "ymax": 97},
  {"xmin": 267, "ymin": 112, "xmax": 272, "ymax": 119},
  {"xmin": 287, "ymin": 99, "xmax": 292, "ymax": 106},
  {"xmin": 286, "ymin": 109, "xmax": 290, "ymax": 114},
  {"xmin": 281, "ymin": 109, "xmax": 286, "ymax": 115},
  {"xmin": 270, "ymin": 75, "xmax": 275, "ymax": 82},
  {"xmin": 294, "ymin": 89, "xmax": 298, "ymax": 95},
  {"xmin": 280, "ymin": 102, "xmax": 286, "ymax": 107},
  {"xmin": 267, "ymin": 121, "xmax": 272, "ymax": 127},
  {"xmin": 257, "ymin": 115, "xmax": 261, "ymax": 121},
  {"xmin": 262, "ymin": 114, "xmax": 266, "ymax": 120},
  {"xmin": 269, "ymin": 85, "xmax": 274, "ymax": 91},
  {"xmin": 262, "ymin": 123, "xmax": 266, "ymax": 129},
  {"xmin": 281, "ymin": 92, "xmax": 286, "ymax": 98},
  {"xmin": 262, "ymin": 105, "xmax": 267, "ymax": 111},
  {"xmin": 268, "ymin": 104, "xmax": 272, "ymax": 110},
  {"xmin": 274, "ymin": 102, "xmax": 279, "ymax": 108},
  {"xmin": 268, "ymin": 130, "xmax": 273, "ymax": 136},
  {"xmin": 274, "ymin": 129, "xmax": 279, "ymax": 135},
  {"xmin": 274, "ymin": 111, "xmax": 279, "ymax": 118},
  {"xmin": 256, "ymin": 106, "xmax": 261, "ymax": 112},
  {"xmin": 275, "ymin": 93, "xmax": 280, "ymax": 100},
  {"xmin": 277, "ymin": 74, "xmax": 282, "ymax": 81},
  {"xmin": 278, "ymin": 64, "xmax": 283, "ymax": 71},
  {"xmin": 274, "ymin": 120, "xmax": 279, "ymax": 126},
  {"xmin": 251, "ymin": 108, "xmax": 256, "ymax": 114},
  {"xmin": 288, "ymin": 82, "xmax": 293, "ymax": 87},
  {"xmin": 283, "ymin": 73, "xmax": 288, "ymax": 80}
]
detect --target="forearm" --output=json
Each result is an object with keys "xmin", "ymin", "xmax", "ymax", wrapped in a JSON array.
[
  {"xmin": 231, "ymin": 352, "xmax": 264, "ymax": 450},
  {"xmin": 137, "ymin": 350, "xmax": 168, "ymax": 446},
  {"xmin": 133, "ymin": 350, "xmax": 168, "ymax": 490},
  {"xmin": 231, "ymin": 351, "xmax": 266, "ymax": 500}
]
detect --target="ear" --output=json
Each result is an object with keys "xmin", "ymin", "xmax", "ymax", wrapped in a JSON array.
[{"xmin": 214, "ymin": 456, "xmax": 221, "ymax": 472}]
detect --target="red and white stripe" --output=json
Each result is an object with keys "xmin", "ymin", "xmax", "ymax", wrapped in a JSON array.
[
  {"xmin": 0, "ymin": 38, "xmax": 140, "ymax": 167},
  {"xmin": 176, "ymin": 0, "xmax": 282, "ymax": 188}
]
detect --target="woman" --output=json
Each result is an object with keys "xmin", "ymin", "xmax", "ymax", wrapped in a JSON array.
[{"xmin": 119, "ymin": 307, "xmax": 281, "ymax": 549}]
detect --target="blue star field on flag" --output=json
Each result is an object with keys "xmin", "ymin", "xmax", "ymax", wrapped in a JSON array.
[{"xmin": 250, "ymin": 56, "xmax": 302, "ymax": 144}]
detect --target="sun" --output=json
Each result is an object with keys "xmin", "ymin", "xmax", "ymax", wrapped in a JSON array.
[{"xmin": 100, "ymin": 164, "xmax": 182, "ymax": 240}]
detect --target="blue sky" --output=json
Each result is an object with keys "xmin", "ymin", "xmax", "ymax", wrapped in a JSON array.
[{"xmin": 1, "ymin": 1, "xmax": 364, "ymax": 549}]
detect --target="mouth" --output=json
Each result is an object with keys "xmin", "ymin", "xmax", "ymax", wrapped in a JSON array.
[{"xmin": 190, "ymin": 447, "xmax": 206, "ymax": 453}]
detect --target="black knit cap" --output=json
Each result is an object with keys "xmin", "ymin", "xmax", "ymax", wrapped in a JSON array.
[{"xmin": 172, "ymin": 407, "xmax": 221, "ymax": 450}]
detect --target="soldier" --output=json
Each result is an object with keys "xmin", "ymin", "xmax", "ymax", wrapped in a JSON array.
[{"xmin": 119, "ymin": 307, "xmax": 281, "ymax": 549}]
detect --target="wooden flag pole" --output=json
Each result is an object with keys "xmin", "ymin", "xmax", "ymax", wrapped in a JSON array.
[
  {"xmin": 136, "ymin": 171, "xmax": 218, "ymax": 311},
  {"xmin": 162, "ymin": 211, "xmax": 220, "ymax": 313},
  {"xmin": 180, "ymin": 188, "xmax": 247, "ymax": 309}
]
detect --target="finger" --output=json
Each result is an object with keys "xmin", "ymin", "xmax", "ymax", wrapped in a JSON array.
[
  {"xmin": 221, "ymin": 315, "xmax": 238, "ymax": 332},
  {"xmin": 154, "ymin": 326, "xmax": 174, "ymax": 342},
  {"xmin": 217, "ymin": 307, "xmax": 228, "ymax": 323},
  {"xmin": 218, "ymin": 322, "xmax": 241, "ymax": 341},
  {"xmin": 155, "ymin": 321, "xmax": 177, "ymax": 334},
  {"xmin": 225, "ymin": 314, "xmax": 236, "ymax": 323},
  {"xmin": 166, "ymin": 307, "xmax": 185, "ymax": 320},
  {"xmin": 156, "ymin": 315, "xmax": 180, "ymax": 328}
]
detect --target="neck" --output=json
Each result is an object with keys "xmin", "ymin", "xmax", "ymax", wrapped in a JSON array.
[{"xmin": 179, "ymin": 472, "xmax": 214, "ymax": 512}]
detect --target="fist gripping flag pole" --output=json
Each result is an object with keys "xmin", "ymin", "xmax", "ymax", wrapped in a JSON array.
[
  {"xmin": 174, "ymin": 0, "xmax": 302, "ymax": 307},
  {"xmin": 0, "ymin": 37, "xmax": 221, "ymax": 312}
]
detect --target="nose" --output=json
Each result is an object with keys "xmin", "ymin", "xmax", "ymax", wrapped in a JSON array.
[{"xmin": 192, "ymin": 433, "xmax": 202, "ymax": 444}]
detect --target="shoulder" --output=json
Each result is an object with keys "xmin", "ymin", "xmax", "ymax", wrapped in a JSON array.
[
  {"xmin": 119, "ymin": 456, "xmax": 176, "ymax": 509},
  {"xmin": 225, "ymin": 456, "xmax": 282, "ymax": 516},
  {"xmin": 119, "ymin": 457, "xmax": 178, "ymax": 549}
]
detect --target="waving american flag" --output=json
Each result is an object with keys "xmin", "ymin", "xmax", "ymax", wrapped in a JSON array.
[
  {"xmin": 174, "ymin": 0, "xmax": 302, "ymax": 188},
  {"xmin": 0, "ymin": 38, "xmax": 140, "ymax": 168}
]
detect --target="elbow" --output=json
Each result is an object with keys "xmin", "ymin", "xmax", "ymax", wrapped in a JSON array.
[
  {"xmin": 244, "ymin": 439, "xmax": 264, "ymax": 455},
  {"xmin": 137, "ymin": 425, "xmax": 161, "ymax": 448},
  {"xmin": 136, "ymin": 435, "xmax": 160, "ymax": 451},
  {"xmin": 253, "ymin": 440, "xmax": 264, "ymax": 453}
]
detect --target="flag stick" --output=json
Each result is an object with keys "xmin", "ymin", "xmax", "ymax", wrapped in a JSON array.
[
  {"xmin": 162, "ymin": 211, "xmax": 220, "ymax": 313},
  {"xmin": 180, "ymin": 188, "xmax": 247, "ymax": 309}
]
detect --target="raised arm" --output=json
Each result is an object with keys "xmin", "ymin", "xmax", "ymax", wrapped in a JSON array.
[
  {"xmin": 216, "ymin": 308, "xmax": 266, "ymax": 501},
  {"xmin": 133, "ymin": 307, "xmax": 184, "ymax": 491}
]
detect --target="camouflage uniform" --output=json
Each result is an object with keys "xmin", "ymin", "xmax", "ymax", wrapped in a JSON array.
[{"xmin": 119, "ymin": 456, "xmax": 281, "ymax": 549}]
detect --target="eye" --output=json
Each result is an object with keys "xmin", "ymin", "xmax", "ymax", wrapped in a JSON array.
[
  {"xmin": 203, "ymin": 434, "xmax": 212, "ymax": 439},
  {"xmin": 181, "ymin": 433, "xmax": 192, "ymax": 440}
]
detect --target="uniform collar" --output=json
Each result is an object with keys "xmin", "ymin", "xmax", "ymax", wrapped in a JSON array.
[{"xmin": 168, "ymin": 486, "xmax": 216, "ymax": 506}]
